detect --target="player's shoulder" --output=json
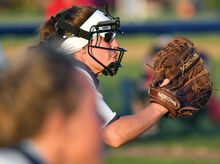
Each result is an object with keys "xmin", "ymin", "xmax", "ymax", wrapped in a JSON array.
[{"xmin": 0, "ymin": 148, "xmax": 30, "ymax": 164}]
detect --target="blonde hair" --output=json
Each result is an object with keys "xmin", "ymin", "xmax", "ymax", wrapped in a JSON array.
[{"xmin": 0, "ymin": 45, "xmax": 80, "ymax": 146}]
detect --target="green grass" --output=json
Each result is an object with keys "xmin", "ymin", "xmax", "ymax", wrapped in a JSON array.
[
  {"xmin": 106, "ymin": 135, "xmax": 220, "ymax": 164},
  {"xmin": 99, "ymin": 62, "xmax": 142, "ymax": 112},
  {"xmin": 1, "ymin": 36, "xmax": 37, "ymax": 45},
  {"xmin": 0, "ymin": 11, "xmax": 43, "ymax": 22},
  {"xmin": 211, "ymin": 59, "xmax": 220, "ymax": 98},
  {"xmin": 107, "ymin": 156, "xmax": 220, "ymax": 164},
  {"xmin": 125, "ymin": 134, "xmax": 220, "ymax": 150}
]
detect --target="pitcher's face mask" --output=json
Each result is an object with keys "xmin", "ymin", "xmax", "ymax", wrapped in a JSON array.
[{"xmin": 57, "ymin": 6, "xmax": 127, "ymax": 76}]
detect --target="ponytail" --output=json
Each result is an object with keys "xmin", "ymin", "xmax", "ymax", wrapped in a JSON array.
[{"xmin": 39, "ymin": 17, "xmax": 58, "ymax": 42}]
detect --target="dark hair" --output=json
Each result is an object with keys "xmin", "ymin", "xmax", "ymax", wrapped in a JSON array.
[
  {"xmin": 0, "ymin": 44, "xmax": 81, "ymax": 146},
  {"xmin": 40, "ymin": 5, "xmax": 96, "ymax": 43}
]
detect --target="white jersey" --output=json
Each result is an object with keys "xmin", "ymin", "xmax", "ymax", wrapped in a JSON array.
[
  {"xmin": 0, "ymin": 140, "xmax": 44, "ymax": 164},
  {"xmin": 75, "ymin": 61, "xmax": 119, "ymax": 127}
]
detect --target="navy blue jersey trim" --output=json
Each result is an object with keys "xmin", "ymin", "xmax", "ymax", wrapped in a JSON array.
[
  {"xmin": 106, "ymin": 114, "xmax": 120, "ymax": 126},
  {"xmin": 11, "ymin": 145, "xmax": 44, "ymax": 164}
]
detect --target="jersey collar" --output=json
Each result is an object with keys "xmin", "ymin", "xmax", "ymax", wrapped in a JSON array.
[{"xmin": 74, "ymin": 60, "xmax": 99, "ymax": 89}]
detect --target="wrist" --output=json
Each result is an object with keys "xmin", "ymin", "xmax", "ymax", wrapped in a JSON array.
[{"xmin": 150, "ymin": 103, "xmax": 168, "ymax": 115}]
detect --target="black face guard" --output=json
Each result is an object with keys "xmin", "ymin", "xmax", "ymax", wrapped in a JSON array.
[
  {"xmin": 56, "ymin": 6, "xmax": 127, "ymax": 76},
  {"xmin": 88, "ymin": 44, "xmax": 127, "ymax": 76},
  {"xmin": 87, "ymin": 19, "xmax": 127, "ymax": 76}
]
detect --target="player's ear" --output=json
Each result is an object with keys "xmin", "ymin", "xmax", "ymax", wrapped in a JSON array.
[{"xmin": 79, "ymin": 45, "xmax": 88, "ymax": 55}]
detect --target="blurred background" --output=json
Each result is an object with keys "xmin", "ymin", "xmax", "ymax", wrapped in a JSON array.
[{"xmin": 0, "ymin": 0, "xmax": 220, "ymax": 164}]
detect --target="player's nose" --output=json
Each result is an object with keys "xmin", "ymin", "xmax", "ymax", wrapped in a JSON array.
[{"xmin": 111, "ymin": 39, "xmax": 119, "ymax": 49}]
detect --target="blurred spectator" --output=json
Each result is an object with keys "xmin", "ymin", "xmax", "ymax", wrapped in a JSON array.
[
  {"xmin": 200, "ymin": 52, "xmax": 220, "ymax": 125},
  {"xmin": 120, "ymin": 35, "xmax": 172, "ymax": 137},
  {"xmin": 0, "ymin": 44, "xmax": 102, "ymax": 164},
  {"xmin": 0, "ymin": 42, "xmax": 8, "ymax": 82},
  {"xmin": 174, "ymin": 0, "xmax": 195, "ymax": 19},
  {"xmin": 0, "ymin": 42, "xmax": 7, "ymax": 66},
  {"xmin": 132, "ymin": 35, "xmax": 172, "ymax": 114},
  {"xmin": 0, "ymin": 0, "xmax": 11, "ymax": 10},
  {"xmin": 133, "ymin": 35, "xmax": 173, "ymax": 137},
  {"xmin": 115, "ymin": 0, "xmax": 149, "ymax": 20},
  {"xmin": 45, "ymin": 0, "xmax": 97, "ymax": 19},
  {"xmin": 208, "ymin": 96, "xmax": 220, "ymax": 124}
]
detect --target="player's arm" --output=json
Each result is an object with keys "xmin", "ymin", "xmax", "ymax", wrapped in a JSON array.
[{"xmin": 101, "ymin": 103, "xmax": 167, "ymax": 148}]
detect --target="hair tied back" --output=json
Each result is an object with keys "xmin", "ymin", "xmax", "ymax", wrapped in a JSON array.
[
  {"xmin": 51, "ymin": 16, "xmax": 58, "ymax": 30},
  {"xmin": 51, "ymin": 16, "xmax": 58, "ymax": 23}
]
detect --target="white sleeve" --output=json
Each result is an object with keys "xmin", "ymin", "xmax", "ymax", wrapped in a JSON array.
[
  {"xmin": 76, "ymin": 68, "xmax": 119, "ymax": 127},
  {"xmin": 96, "ymin": 91, "xmax": 118, "ymax": 127}
]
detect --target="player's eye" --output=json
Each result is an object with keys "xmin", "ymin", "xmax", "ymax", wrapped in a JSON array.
[{"xmin": 104, "ymin": 32, "xmax": 116, "ymax": 42}]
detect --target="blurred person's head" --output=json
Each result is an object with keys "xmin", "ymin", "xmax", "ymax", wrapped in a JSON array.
[
  {"xmin": 39, "ymin": 5, "xmax": 126, "ymax": 77},
  {"xmin": 143, "ymin": 35, "xmax": 172, "ymax": 74},
  {"xmin": 140, "ymin": 35, "xmax": 173, "ymax": 87},
  {"xmin": 199, "ymin": 51, "xmax": 211, "ymax": 73},
  {"xmin": 175, "ymin": 0, "xmax": 195, "ymax": 19},
  {"xmin": 0, "ymin": 44, "xmax": 102, "ymax": 164},
  {"xmin": 0, "ymin": 43, "xmax": 8, "ymax": 80}
]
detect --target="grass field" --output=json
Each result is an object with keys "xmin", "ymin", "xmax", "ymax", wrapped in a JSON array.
[
  {"xmin": 107, "ymin": 157, "xmax": 220, "ymax": 164},
  {"xmin": 106, "ymin": 134, "xmax": 220, "ymax": 164},
  {"xmin": 1, "ymin": 34, "xmax": 220, "ymax": 164}
]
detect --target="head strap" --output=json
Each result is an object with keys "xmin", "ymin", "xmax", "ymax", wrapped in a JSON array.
[
  {"xmin": 57, "ymin": 6, "xmax": 91, "ymax": 40},
  {"xmin": 58, "ymin": 20, "xmax": 91, "ymax": 40}
]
